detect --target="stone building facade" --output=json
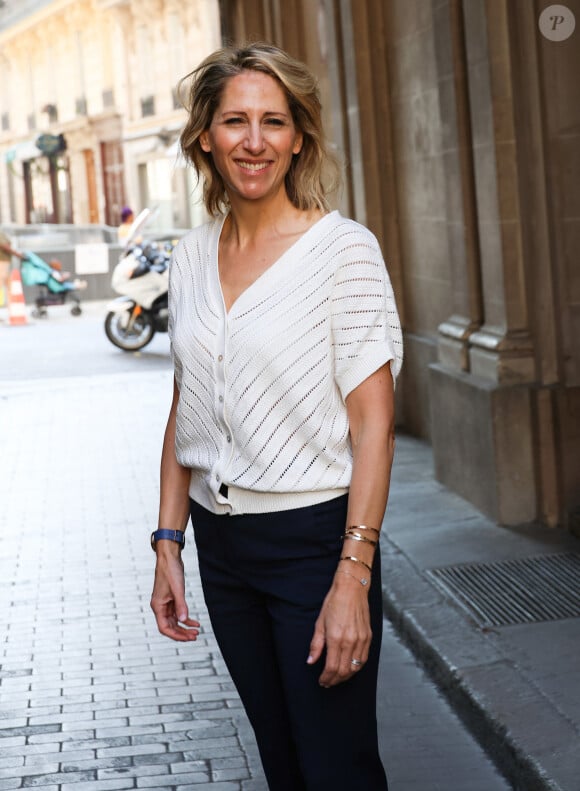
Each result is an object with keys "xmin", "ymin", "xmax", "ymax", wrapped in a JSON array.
[
  {"xmin": 218, "ymin": 0, "xmax": 580, "ymax": 533},
  {"xmin": 0, "ymin": 0, "xmax": 220, "ymax": 229}
]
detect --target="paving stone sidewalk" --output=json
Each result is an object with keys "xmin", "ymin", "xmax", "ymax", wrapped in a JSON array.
[{"xmin": 0, "ymin": 372, "xmax": 265, "ymax": 791}]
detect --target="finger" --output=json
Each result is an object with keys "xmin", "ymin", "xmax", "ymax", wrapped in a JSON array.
[
  {"xmin": 160, "ymin": 626, "xmax": 198, "ymax": 642},
  {"xmin": 347, "ymin": 652, "xmax": 365, "ymax": 676},
  {"xmin": 321, "ymin": 657, "xmax": 356, "ymax": 687},
  {"xmin": 341, "ymin": 635, "xmax": 371, "ymax": 679},
  {"xmin": 170, "ymin": 586, "xmax": 190, "ymax": 624},
  {"xmin": 151, "ymin": 595, "xmax": 201, "ymax": 641},
  {"xmin": 321, "ymin": 634, "xmax": 371, "ymax": 687},
  {"xmin": 161, "ymin": 624, "xmax": 199, "ymax": 641},
  {"xmin": 335, "ymin": 647, "xmax": 357, "ymax": 685},
  {"xmin": 156, "ymin": 610, "xmax": 200, "ymax": 642},
  {"xmin": 306, "ymin": 620, "xmax": 325, "ymax": 665},
  {"xmin": 318, "ymin": 641, "xmax": 343, "ymax": 687},
  {"xmin": 180, "ymin": 617, "xmax": 201, "ymax": 628},
  {"xmin": 347, "ymin": 636, "xmax": 370, "ymax": 671}
]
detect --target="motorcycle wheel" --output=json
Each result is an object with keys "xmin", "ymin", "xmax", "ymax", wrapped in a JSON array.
[{"xmin": 104, "ymin": 309, "xmax": 155, "ymax": 351}]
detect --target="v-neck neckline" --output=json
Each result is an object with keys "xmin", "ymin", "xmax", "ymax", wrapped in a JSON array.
[{"xmin": 213, "ymin": 211, "xmax": 338, "ymax": 315}]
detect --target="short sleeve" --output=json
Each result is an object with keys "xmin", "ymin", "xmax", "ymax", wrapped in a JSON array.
[{"xmin": 331, "ymin": 226, "xmax": 403, "ymax": 400}]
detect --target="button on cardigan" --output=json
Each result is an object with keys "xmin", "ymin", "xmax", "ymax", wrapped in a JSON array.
[{"xmin": 168, "ymin": 210, "xmax": 403, "ymax": 515}]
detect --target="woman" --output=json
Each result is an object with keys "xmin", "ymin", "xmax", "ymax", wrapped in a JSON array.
[
  {"xmin": 150, "ymin": 43, "xmax": 403, "ymax": 790},
  {"xmin": 117, "ymin": 206, "xmax": 134, "ymax": 243}
]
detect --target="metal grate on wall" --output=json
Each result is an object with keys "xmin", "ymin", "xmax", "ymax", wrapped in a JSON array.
[{"xmin": 425, "ymin": 553, "xmax": 580, "ymax": 627}]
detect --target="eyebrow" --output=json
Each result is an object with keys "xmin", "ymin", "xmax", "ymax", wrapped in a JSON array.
[{"xmin": 220, "ymin": 110, "xmax": 290, "ymax": 118}]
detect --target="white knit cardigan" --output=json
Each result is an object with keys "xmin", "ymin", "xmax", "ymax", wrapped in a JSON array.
[{"xmin": 169, "ymin": 210, "xmax": 403, "ymax": 515}]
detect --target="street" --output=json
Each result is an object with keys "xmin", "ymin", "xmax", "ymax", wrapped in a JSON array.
[{"xmin": 0, "ymin": 302, "xmax": 512, "ymax": 790}]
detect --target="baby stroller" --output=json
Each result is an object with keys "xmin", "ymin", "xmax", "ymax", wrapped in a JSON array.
[{"xmin": 19, "ymin": 251, "xmax": 86, "ymax": 318}]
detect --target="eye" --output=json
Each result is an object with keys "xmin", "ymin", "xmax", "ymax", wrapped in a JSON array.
[
  {"xmin": 265, "ymin": 117, "xmax": 285, "ymax": 126},
  {"xmin": 224, "ymin": 116, "xmax": 245, "ymax": 125}
]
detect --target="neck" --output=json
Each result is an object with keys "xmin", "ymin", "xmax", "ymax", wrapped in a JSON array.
[{"xmin": 224, "ymin": 192, "xmax": 303, "ymax": 247}]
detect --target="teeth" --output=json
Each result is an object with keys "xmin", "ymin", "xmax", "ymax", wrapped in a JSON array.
[{"xmin": 238, "ymin": 161, "xmax": 269, "ymax": 171}]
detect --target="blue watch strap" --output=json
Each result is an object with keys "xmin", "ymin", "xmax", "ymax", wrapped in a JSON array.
[{"xmin": 151, "ymin": 528, "xmax": 185, "ymax": 552}]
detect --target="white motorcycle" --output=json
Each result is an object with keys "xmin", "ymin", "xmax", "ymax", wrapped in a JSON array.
[{"xmin": 104, "ymin": 209, "xmax": 172, "ymax": 351}]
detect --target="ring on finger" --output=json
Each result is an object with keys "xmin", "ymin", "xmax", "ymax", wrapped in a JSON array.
[{"xmin": 350, "ymin": 658, "xmax": 363, "ymax": 667}]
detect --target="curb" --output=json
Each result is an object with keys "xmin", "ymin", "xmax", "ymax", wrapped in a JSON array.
[{"xmin": 379, "ymin": 540, "xmax": 564, "ymax": 791}]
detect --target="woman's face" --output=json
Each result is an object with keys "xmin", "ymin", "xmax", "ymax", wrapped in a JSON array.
[{"xmin": 200, "ymin": 70, "xmax": 303, "ymax": 205}]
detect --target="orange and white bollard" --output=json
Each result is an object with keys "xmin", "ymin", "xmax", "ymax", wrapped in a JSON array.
[{"xmin": 8, "ymin": 268, "xmax": 28, "ymax": 326}]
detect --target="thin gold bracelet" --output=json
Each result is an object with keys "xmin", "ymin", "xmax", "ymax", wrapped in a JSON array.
[
  {"xmin": 336, "ymin": 569, "xmax": 369, "ymax": 587},
  {"xmin": 347, "ymin": 524, "xmax": 380, "ymax": 535},
  {"xmin": 342, "ymin": 531, "xmax": 378, "ymax": 546},
  {"xmin": 340, "ymin": 555, "xmax": 372, "ymax": 572}
]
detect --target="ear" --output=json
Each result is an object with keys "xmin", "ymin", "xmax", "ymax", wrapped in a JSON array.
[
  {"xmin": 199, "ymin": 130, "xmax": 211, "ymax": 153},
  {"xmin": 293, "ymin": 131, "xmax": 303, "ymax": 155}
]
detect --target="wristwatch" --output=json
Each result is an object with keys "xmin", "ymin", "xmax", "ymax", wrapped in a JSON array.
[{"xmin": 150, "ymin": 529, "xmax": 186, "ymax": 552}]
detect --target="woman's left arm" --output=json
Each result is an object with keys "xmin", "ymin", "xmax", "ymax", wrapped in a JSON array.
[{"xmin": 307, "ymin": 362, "xmax": 395, "ymax": 688}]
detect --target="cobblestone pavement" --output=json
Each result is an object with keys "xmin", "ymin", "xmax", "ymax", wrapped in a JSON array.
[
  {"xmin": 0, "ymin": 370, "xmax": 266, "ymax": 791},
  {"xmin": 0, "ymin": 305, "xmax": 512, "ymax": 790}
]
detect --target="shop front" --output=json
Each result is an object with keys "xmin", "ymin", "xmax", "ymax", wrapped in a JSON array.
[{"xmin": 6, "ymin": 133, "xmax": 72, "ymax": 224}]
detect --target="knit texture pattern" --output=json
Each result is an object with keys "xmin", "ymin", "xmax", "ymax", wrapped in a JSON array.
[{"xmin": 169, "ymin": 211, "xmax": 403, "ymax": 514}]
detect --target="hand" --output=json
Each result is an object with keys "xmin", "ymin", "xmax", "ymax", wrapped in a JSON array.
[
  {"xmin": 306, "ymin": 574, "xmax": 372, "ymax": 687},
  {"xmin": 150, "ymin": 543, "xmax": 200, "ymax": 642}
]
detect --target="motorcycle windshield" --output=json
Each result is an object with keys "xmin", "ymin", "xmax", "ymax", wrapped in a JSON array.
[{"xmin": 123, "ymin": 207, "xmax": 159, "ymax": 250}]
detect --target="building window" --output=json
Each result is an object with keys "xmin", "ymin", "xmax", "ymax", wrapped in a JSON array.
[
  {"xmin": 102, "ymin": 88, "xmax": 114, "ymax": 108},
  {"xmin": 27, "ymin": 113, "xmax": 36, "ymax": 131},
  {"xmin": 137, "ymin": 25, "xmax": 155, "ymax": 100},
  {"xmin": 1, "ymin": 112, "xmax": 9, "ymax": 131},
  {"xmin": 172, "ymin": 87, "xmax": 182, "ymax": 111},
  {"xmin": 141, "ymin": 95, "xmax": 155, "ymax": 117},
  {"xmin": 42, "ymin": 104, "xmax": 58, "ymax": 123},
  {"xmin": 75, "ymin": 30, "xmax": 87, "ymax": 117}
]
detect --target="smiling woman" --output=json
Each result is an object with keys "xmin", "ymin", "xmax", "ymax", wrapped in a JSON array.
[
  {"xmin": 150, "ymin": 43, "xmax": 403, "ymax": 791},
  {"xmin": 178, "ymin": 42, "xmax": 339, "ymax": 216}
]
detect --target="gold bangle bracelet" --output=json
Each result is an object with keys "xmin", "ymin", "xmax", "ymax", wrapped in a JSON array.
[
  {"xmin": 336, "ymin": 569, "xmax": 369, "ymax": 587},
  {"xmin": 347, "ymin": 524, "xmax": 380, "ymax": 535},
  {"xmin": 342, "ymin": 531, "xmax": 378, "ymax": 546},
  {"xmin": 340, "ymin": 555, "xmax": 372, "ymax": 572}
]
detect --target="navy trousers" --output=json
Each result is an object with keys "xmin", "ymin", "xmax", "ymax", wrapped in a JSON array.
[{"xmin": 190, "ymin": 494, "xmax": 388, "ymax": 791}]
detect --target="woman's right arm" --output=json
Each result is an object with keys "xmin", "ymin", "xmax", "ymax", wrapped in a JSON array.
[{"xmin": 150, "ymin": 376, "xmax": 200, "ymax": 642}]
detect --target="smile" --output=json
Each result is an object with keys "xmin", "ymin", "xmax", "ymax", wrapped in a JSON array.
[{"xmin": 237, "ymin": 161, "xmax": 270, "ymax": 172}]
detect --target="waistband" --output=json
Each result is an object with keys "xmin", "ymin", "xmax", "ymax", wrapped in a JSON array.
[{"xmin": 189, "ymin": 473, "xmax": 348, "ymax": 516}]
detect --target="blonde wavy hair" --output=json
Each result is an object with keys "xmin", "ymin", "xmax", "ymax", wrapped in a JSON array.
[{"xmin": 178, "ymin": 43, "xmax": 341, "ymax": 216}]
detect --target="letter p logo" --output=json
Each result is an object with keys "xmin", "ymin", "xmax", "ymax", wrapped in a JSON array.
[{"xmin": 539, "ymin": 5, "xmax": 576, "ymax": 41}]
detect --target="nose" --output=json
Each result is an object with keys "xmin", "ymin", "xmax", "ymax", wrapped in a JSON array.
[{"xmin": 244, "ymin": 121, "xmax": 265, "ymax": 153}]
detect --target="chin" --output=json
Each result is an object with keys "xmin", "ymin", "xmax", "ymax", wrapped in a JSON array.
[{"xmin": 235, "ymin": 184, "xmax": 279, "ymax": 202}]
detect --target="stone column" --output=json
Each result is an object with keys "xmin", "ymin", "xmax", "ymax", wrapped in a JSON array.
[
  {"xmin": 464, "ymin": 0, "xmax": 535, "ymax": 385},
  {"xmin": 435, "ymin": 0, "xmax": 483, "ymax": 373},
  {"xmin": 430, "ymin": 0, "xmax": 539, "ymax": 525}
]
